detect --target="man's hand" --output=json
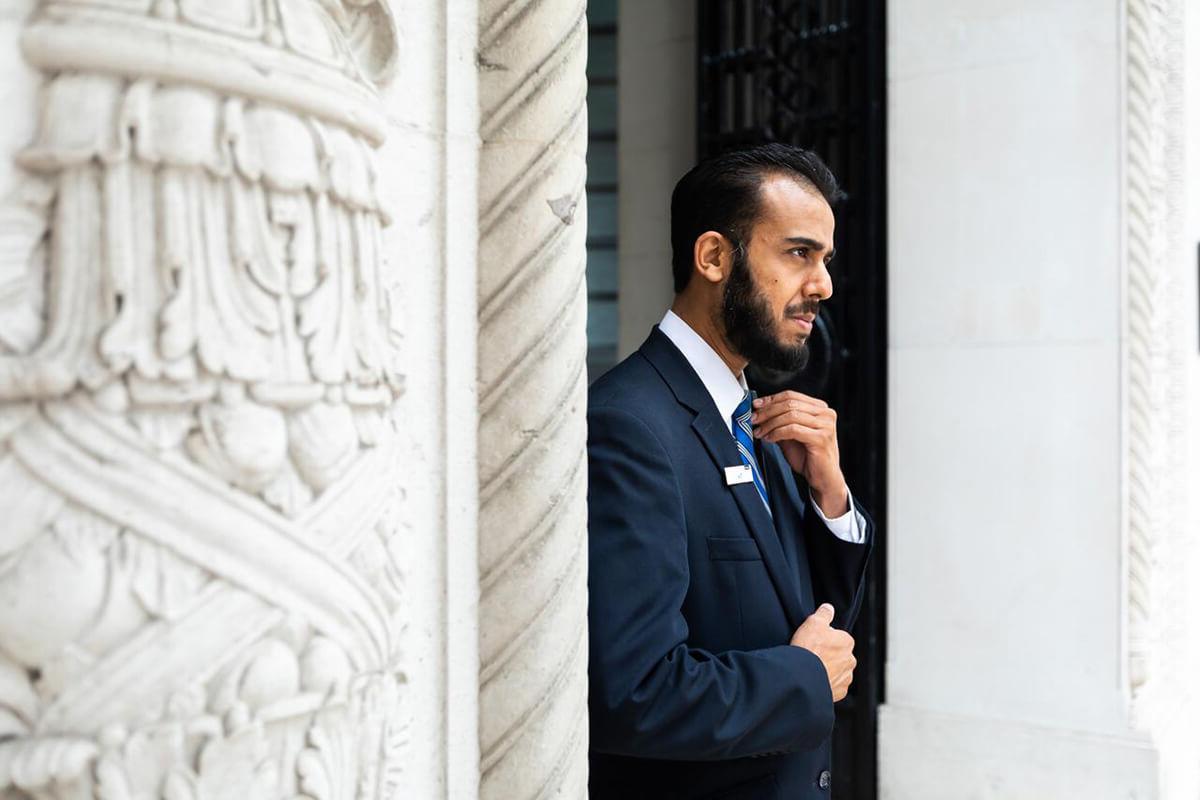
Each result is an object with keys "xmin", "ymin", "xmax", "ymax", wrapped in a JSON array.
[
  {"xmin": 789, "ymin": 603, "xmax": 856, "ymax": 702},
  {"xmin": 751, "ymin": 391, "xmax": 848, "ymax": 517}
]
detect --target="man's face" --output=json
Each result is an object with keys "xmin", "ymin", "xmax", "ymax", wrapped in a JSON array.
[{"xmin": 719, "ymin": 175, "xmax": 836, "ymax": 371}]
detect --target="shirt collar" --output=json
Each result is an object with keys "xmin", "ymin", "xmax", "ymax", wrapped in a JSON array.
[{"xmin": 659, "ymin": 309, "xmax": 748, "ymax": 435}]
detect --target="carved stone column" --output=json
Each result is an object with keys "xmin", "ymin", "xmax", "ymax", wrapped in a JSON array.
[
  {"xmin": 1122, "ymin": 0, "xmax": 1177, "ymax": 710},
  {"xmin": 1121, "ymin": 0, "xmax": 1200, "ymax": 794},
  {"xmin": 476, "ymin": 1, "xmax": 590, "ymax": 797},
  {"xmin": 0, "ymin": 2, "xmax": 410, "ymax": 797}
]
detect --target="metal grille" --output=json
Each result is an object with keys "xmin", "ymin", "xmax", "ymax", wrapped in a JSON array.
[
  {"xmin": 586, "ymin": 0, "xmax": 620, "ymax": 378},
  {"xmin": 698, "ymin": 2, "xmax": 887, "ymax": 797}
]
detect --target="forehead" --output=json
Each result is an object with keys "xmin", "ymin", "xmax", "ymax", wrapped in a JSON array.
[{"xmin": 752, "ymin": 174, "xmax": 835, "ymax": 240}]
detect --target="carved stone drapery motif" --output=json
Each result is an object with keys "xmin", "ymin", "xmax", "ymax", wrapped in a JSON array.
[{"xmin": 0, "ymin": 2, "xmax": 408, "ymax": 797}]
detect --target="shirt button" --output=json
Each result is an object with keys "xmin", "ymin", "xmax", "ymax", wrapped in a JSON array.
[{"xmin": 818, "ymin": 770, "xmax": 832, "ymax": 790}]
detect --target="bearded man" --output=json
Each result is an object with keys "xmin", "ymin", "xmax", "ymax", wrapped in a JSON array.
[{"xmin": 587, "ymin": 144, "xmax": 874, "ymax": 799}]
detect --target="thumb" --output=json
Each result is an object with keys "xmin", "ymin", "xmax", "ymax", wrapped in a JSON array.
[{"xmin": 812, "ymin": 603, "xmax": 835, "ymax": 625}]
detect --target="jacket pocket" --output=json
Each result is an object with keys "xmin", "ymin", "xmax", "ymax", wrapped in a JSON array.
[{"xmin": 705, "ymin": 536, "xmax": 763, "ymax": 561}]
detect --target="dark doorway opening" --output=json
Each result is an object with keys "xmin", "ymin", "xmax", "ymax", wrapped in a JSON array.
[{"xmin": 697, "ymin": 2, "xmax": 887, "ymax": 797}]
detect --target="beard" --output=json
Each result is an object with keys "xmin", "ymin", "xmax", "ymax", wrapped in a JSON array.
[{"xmin": 720, "ymin": 245, "xmax": 815, "ymax": 372}]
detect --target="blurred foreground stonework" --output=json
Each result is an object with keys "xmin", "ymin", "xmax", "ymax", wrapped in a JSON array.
[{"xmin": 0, "ymin": 1, "xmax": 585, "ymax": 798}]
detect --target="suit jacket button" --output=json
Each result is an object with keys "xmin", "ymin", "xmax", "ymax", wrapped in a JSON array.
[{"xmin": 818, "ymin": 770, "xmax": 832, "ymax": 790}]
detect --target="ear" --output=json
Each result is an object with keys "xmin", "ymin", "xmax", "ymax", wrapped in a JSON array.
[{"xmin": 692, "ymin": 231, "xmax": 734, "ymax": 286}]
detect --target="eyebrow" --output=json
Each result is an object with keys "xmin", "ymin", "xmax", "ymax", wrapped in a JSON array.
[{"xmin": 783, "ymin": 236, "xmax": 836, "ymax": 261}]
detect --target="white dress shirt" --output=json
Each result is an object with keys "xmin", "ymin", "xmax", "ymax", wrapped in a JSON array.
[{"xmin": 659, "ymin": 309, "xmax": 866, "ymax": 544}]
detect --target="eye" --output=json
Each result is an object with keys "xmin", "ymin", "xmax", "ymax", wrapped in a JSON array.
[{"xmin": 789, "ymin": 247, "xmax": 809, "ymax": 259}]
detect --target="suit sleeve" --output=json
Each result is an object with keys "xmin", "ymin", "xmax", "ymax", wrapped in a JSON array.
[
  {"xmin": 803, "ymin": 492, "xmax": 874, "ymax": 632},
  {"xmin": 588, "ymin": 404, "xmax": 835, "ymax": 760}
]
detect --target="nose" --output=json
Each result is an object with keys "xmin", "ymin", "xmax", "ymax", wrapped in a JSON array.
[{"xmin": 805, "ymin": 261, "xmax": 833, "ymax": 301}]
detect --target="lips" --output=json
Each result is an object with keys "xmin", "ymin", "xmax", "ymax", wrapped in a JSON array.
[{"xmin": 789, "ymin": 315, "xmax": 815, "ymax": 333}]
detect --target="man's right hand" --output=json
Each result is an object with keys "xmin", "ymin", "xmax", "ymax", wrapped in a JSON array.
[{"xmin": 789, "ymin": 603, "xmax": 856, "ymax": 701}]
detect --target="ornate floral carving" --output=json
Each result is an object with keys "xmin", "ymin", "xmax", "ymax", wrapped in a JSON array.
[{"xmin": 0, "ymin": 1, "xmax": 409, "ymax": 797}]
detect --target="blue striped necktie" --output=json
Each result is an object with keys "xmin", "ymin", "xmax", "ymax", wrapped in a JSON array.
[{"xmin": 732, "ymin": 390, "xmax": 770, "ymax": 512}]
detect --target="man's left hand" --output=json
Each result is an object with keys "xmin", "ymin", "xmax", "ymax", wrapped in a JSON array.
[{"xmin": 751, "ymin": 391, "xmax": 849, "ymax": 517}]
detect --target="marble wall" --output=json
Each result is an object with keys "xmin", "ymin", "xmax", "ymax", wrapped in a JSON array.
[{"xmin": 881, "ymin": 1, "xmax": 1199, "ymax": 797}]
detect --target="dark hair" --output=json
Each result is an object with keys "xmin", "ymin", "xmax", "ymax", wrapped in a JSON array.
[{"xmin": 669, "ymin": 143, "xmax": 844, "ymax": 293}]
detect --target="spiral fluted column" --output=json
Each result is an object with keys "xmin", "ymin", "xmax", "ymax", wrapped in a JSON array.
[{"xmin": 476, "ymin": 1, "xmax": 589, "ymax": 798}]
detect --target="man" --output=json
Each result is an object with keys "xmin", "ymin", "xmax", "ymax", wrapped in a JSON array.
[{"xmin": 587, "ymin": 143, "xmax": 874, "ymax": 799}]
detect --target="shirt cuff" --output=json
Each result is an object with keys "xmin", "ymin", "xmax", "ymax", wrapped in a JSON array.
[{"xmin": 809, "ymin": 487, "xmax": 867, "ymax": 544}]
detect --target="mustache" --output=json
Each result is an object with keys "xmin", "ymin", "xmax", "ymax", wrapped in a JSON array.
[{"xmin": 784, "ymin": 300, "xmax": 820, "ymax": 317}]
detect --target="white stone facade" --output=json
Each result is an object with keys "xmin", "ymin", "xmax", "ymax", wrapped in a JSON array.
[
  {"xmin": 0, "ymin": 0, "xmax": 1196, "ymax": 798},
  {"xmin": 879, "ymin": 1, "xmax": 1200, "ymax": 798}
]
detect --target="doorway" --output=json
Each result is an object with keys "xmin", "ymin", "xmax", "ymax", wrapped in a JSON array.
[{"xmin": 697, "ymin": 1, "xmax": 888, "ymax": 796}]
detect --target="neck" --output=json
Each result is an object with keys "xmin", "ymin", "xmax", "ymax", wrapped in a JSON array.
[{"xmin": 670, "ymin": 297, "xmax": 748, "ymax": 377}]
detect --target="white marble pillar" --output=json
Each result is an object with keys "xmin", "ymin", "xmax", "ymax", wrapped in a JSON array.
[
  {"xmin": 881, "ymin": 1, "xmax": 1200, "ymax": 797},
  {"xmin": 476, "ymin": 0, "xmax": 590, "ymax": 797},
  {"xmin": 0, "ymin": 2, "xmax": 413, "ymax": 797},
  {"xmin": 880, "ymin": 1, "xmax": 1156, "ymax": 797}
]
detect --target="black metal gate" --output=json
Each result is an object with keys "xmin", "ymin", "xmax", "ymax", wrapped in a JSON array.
[{"xmin": 697, "ymin": 2, "xmax": 887, "ymax": 797}]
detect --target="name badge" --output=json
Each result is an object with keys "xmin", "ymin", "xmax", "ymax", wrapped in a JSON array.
[{"xmin": 724, "ymin": 465, "xmax": 754, "ymax": 486}]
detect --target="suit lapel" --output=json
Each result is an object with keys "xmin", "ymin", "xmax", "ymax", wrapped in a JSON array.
[
  {"xmin": 761, "ymin": 445, "xmax": 816, "ymax": 615},
  {"xmin": 640, "ymin": 328, "xmax": 806, "ymax": 629},
  {"xmin": 690, "ymin": 414, "xmax": 806, "ymax": 628}
]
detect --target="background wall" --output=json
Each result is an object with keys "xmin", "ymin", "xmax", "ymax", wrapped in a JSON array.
[
  {"xmin": 885, "ymin": 0, "xmax": 1126, "ymax": 732},
  {"xmin": 880, "ymin": 0, "xmax": 1194, "ymax": 796},
  {"xmin": 615, "ymin": 0, "xmax": 695, "ymax": 359}
]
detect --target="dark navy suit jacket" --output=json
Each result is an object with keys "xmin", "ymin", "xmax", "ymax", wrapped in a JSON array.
[{"xmin": 587, "ymin": 328, "xmax": 874, "ymax": 799}]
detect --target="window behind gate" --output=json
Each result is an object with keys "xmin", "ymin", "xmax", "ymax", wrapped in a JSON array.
[
  {"xmin": 586, "ymin": 0, "xmax": 620, "ymax": 378},
  {"xmin": 697, "ymin": 2, "xmax": 887, "ymax": 797}
]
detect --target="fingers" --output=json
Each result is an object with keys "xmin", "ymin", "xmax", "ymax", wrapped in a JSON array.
[
  {"xmin": 832, "ymin": 668, "xmax": 855, "ymax": 702},
  {"xmin": 793, "ymin": 609, "xmax": 857, "ymax": 703},
  {"xmin": 752, "ymin": 410, "xmax": 825, "ymax": 439},
  {"xmin": 757, "ymin": 422, "xmax": 826, "ymax": 445},
  {"xmin": 832, "ymin": 668, "xmax": 853, "ymax": 699},
  {"xmin": 752, "ymin": 390, "xmax": 828, "ymax": 411},
  {"xmin": 749, "ymin": 392, "xmax": 837, "ymax": 443},
  {"xmin": 750, "ymin": 392, "xmax": 830, "ymax": 425},
  {"xmin": 832, "ymin": 651, "xmax": 857, "ymax": 702}
]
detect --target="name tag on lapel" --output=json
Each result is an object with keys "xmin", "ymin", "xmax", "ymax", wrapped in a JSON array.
[{"xmin": 724, "ymin": 465, "xmax": 754, "ymax": 486}]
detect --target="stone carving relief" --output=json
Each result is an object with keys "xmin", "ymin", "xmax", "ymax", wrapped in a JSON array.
[
  {"xmin": 0, "ymin": 2, "xmax": 407, "ymax": 797},
  {"xmin": 1122, "ymin": 0, "xmax": 1180, "ymax": 719}
]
